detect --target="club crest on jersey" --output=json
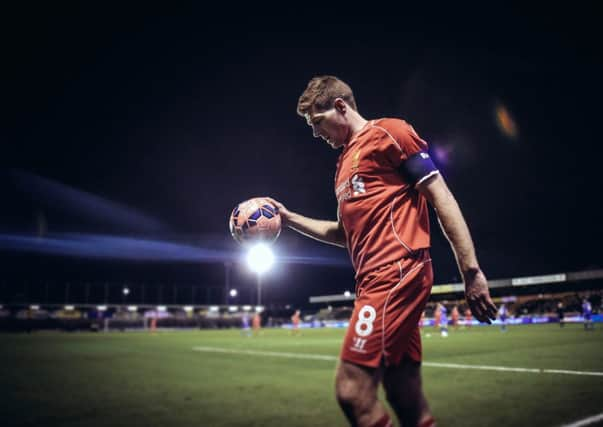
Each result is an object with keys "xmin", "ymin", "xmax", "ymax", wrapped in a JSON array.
[{"xmin": 351, "ymin": 174, "xmax": 365, "ymax": 195}]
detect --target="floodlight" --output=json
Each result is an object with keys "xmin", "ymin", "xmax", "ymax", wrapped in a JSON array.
[{"xmin": 246, "ymin": 243, "xmax": 274, "ymax": 274}]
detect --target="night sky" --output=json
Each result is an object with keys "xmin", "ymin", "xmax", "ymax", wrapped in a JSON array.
[{"xmin": 2, "ymin": 7, "xmax": 602, "ymax": 308}]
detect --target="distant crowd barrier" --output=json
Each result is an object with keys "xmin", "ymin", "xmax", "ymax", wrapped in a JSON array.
[
  {"xmin": 281, "ymin": 314, "xmax": 603, "ymax": 330},
  {"xmin": 1, "ymin": 314, "xmax": 600, "ymax": 333},
  {"xmin": 0, "ymin": 316, "xmax": 248, "ymax": 333}
]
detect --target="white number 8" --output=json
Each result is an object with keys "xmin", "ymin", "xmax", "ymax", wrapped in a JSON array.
[{"xmin": 355, "ymin": 305, "xmax": 377, "ymax": 337}]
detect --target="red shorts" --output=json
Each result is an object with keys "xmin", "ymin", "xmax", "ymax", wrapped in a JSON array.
[{"xmin": 340, "ymin": 250, "xmax": 433, "ymax": 368}]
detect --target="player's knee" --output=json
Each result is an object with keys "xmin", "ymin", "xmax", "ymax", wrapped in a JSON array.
[
  {"xmin": 335, "ymin": 377, "xmax": 372, "ymax": 413},
  {"xmin": 335, "ymin": 376, "xmax": 358, "ymax": 406}
]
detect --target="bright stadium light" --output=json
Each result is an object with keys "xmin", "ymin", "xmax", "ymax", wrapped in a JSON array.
[
  {"xmin": 229, "ymin": 289, "xmax": 238, "ymax": 298},
  {"xmin": 246, "ymin": 243, "xmax": 274, "ymax": 274},
  {"xmin": 122, "ymin": 287, "xmax": 130, "ymax": 295},
  {"xmin": 344, "ymin": 290, "xmax": 351, "ymax": 297}
]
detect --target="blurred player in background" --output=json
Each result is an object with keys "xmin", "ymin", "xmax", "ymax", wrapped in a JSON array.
[
  {"xmin": 267, "ymin": 75, "xmax": 496, "ymax": 427},
  {"xmin": 241, "ymin": 312, "xmax": 251, "ymax": 337},
  {"xmin": 252, "ymin": 312, "xmax": 262, "ymax": 336},
  {"xmin": 291, "ymin": 309, "xmax": 301, "ymax": 336},
  {"xmin": 451, "ymin": 305, "xmax": 459, "ymax": 331},
  {"xmin": 556, "ymin": 302, "xmax": 565, "ymax": 328},
  {"xmin": 498, "ymin": 303, "xmax": 508, "ymax": 332},
  {"xmin": 464, "ymin": 306, "xmax": 473, "ymax": 329},
  {"xmin": 438, "ymin": 303, "xmax": 448, "ymax": 337},
  {"xmin": 582, "ymin": 298, "xmax": 594, "ymax": 331},
  {"xmin": 434, "ymin": 303, "xmax": 441, "ymax": 333}
]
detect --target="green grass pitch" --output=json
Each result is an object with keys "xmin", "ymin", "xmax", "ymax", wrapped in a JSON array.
[{"xmin": 1, "ymin": 323, "xmax": 602, "ymax": 426}]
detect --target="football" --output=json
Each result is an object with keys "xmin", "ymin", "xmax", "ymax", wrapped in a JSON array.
[{"xmin": 229, "ymin": 197, "xmax": 281, "ymax": 244}]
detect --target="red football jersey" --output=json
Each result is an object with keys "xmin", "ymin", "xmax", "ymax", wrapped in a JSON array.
[{"xmin": 334, "ymin": 118, "xmax": 436, "ymax": 279}]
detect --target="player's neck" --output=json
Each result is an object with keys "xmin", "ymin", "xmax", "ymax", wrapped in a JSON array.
[
  {"xmin": 349, "ymin": 112, "xmax": 368, "ymax": 135},
  {"xmin": 345, "ymin": 112, "xmax": 369, "ymax": 144}
]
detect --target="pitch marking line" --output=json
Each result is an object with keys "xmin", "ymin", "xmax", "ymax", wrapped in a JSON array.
[
  {"xmin": 192, "ymin": 346, "xmax": 603, "ymax": 377},
  {"xmin": 559, "ymin": 412, "xmax": 603, "ymax": 427},
  {"xmin": 193, "ymin": 346, "xmax": 337, "ymax": 361}
]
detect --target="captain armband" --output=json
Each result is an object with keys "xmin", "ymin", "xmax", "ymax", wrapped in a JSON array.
[{"xmin": 398, "ymin": 151, "xmax": 439, "ymax": 186}]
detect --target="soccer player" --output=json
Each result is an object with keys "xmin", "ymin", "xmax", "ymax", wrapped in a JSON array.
[
  {"xmin": 556, "ymin": 302, "xmax": 565, "ymax": 328},
  {"xmin": 291, "ymin": 309, "xmax": 301, "ymax": 336},
  {"xmin": 433, "ymin": 303, "xmax": 441, "ymax": 333},
  {"xmin": 241, "ymin": 312, "xmax": 251, "ymax": 337},
  {"xmin": 266, "ymin": 75, "xmax": 497, "ymax": 427},
  {"xmin": 582, "ymin": 298, "xmax": 594, "ymax": 331},
  {"xmin": 252, "ymin": 312, "xmax": 262, "ymax": 336},
  {"xmin": 498, "ymin": 303, "xmax": 508, "ymax": 332},
  {"xmin": 464, "ymin": 306, "xmax": 473, "ymax": 329},
  {"xmin": 451, "ymin": 305, "xmax": 460, "ymax": 331},
  {"xmin": 438, "ymin": 303, "xmax": 449, "ymax": 338}
]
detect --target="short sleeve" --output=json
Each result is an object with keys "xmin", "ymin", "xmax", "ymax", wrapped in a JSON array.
[{"xmin": 373, "ymin": 119, "xmax": 428, "ymax": 169}]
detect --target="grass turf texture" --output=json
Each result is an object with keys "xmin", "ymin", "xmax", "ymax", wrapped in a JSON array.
[{"xmin": 1, "ymin": 324, "xmax": 602, "ymax": 426}]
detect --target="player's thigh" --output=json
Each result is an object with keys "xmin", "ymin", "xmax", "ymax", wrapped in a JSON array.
[{"xmin": 382, "ymin": 355, "xmax": 422, "ymax": 401}]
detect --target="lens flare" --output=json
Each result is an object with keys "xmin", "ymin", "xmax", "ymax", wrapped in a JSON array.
[{"xmin": 495, "ymin": 103, "xmax": 519, "ymax": 140}]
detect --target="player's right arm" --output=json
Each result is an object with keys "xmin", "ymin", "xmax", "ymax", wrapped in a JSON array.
[{"xmin": 264, "ymin": 198, "xmax": 346, "ymax": 248}]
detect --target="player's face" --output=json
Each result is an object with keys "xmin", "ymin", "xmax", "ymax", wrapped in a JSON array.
[{"xmin": 305, "ymin": 107, "xmax": 349, "ymax": 149}]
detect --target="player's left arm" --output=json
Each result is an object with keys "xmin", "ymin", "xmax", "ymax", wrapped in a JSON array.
[
  {"xmin": 378, "ymin": 119, "xmax": 496, "ymax": 322},
  {"xmin": 416, "ymin": 174, "xmax": 498, "ymax": 323}
]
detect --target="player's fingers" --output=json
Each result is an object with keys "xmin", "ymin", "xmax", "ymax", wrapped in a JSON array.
[
  {"xmin": 261, "ymin": 196, "xmax": 280, "ymax": 206},
  {"xmin": 477, "ymin": 312, "xmax": 492, "ymax": 324},
  {"xmin": 261, "ymin": 197, "xmax": 285, "ymax": 214},
  {"xmin": 468, "ymin": 301, "xmax": 480, "ymax": 320},
  {"xmin": 478, "ymin": 299, "xmax": 491, "ymax": 317},
  {"xmin": 477, "ymin": 314, "xmax": 490, "ymax": 324},
  {"xmin": 478, "ymin": 294, "xmax": 497, "ymax": 318},
  {"xmin": 485, "ymin": 301, "xmax": 498, "ymax": 320},
  {"xmin": 471, "ymin": 302, "xmax": 491, "ymax": 324}
]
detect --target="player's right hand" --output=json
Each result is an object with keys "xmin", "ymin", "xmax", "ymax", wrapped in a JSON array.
[{"xmin": 262, "ymin": 197, "xmax": 292, "ymax": 226}]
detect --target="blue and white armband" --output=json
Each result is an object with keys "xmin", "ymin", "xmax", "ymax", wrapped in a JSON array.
[{"xmin": 398, "ymin": 151, "xmax": 439, "ymax": 186}]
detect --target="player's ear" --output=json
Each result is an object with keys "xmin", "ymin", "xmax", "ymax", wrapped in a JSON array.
[{"xmin": 334, "ymin": 98, "xmax": 347, "ymax": 114}]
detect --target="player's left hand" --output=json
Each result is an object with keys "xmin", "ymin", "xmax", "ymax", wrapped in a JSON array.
[{"xmin": 464, "ymin": 269, "xmax": 498, "ymax": 324}]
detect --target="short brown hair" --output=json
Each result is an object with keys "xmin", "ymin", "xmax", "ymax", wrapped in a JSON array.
[{"xmin": 297, "ymin": 75, "xmax": 357, "ymax": 116}]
